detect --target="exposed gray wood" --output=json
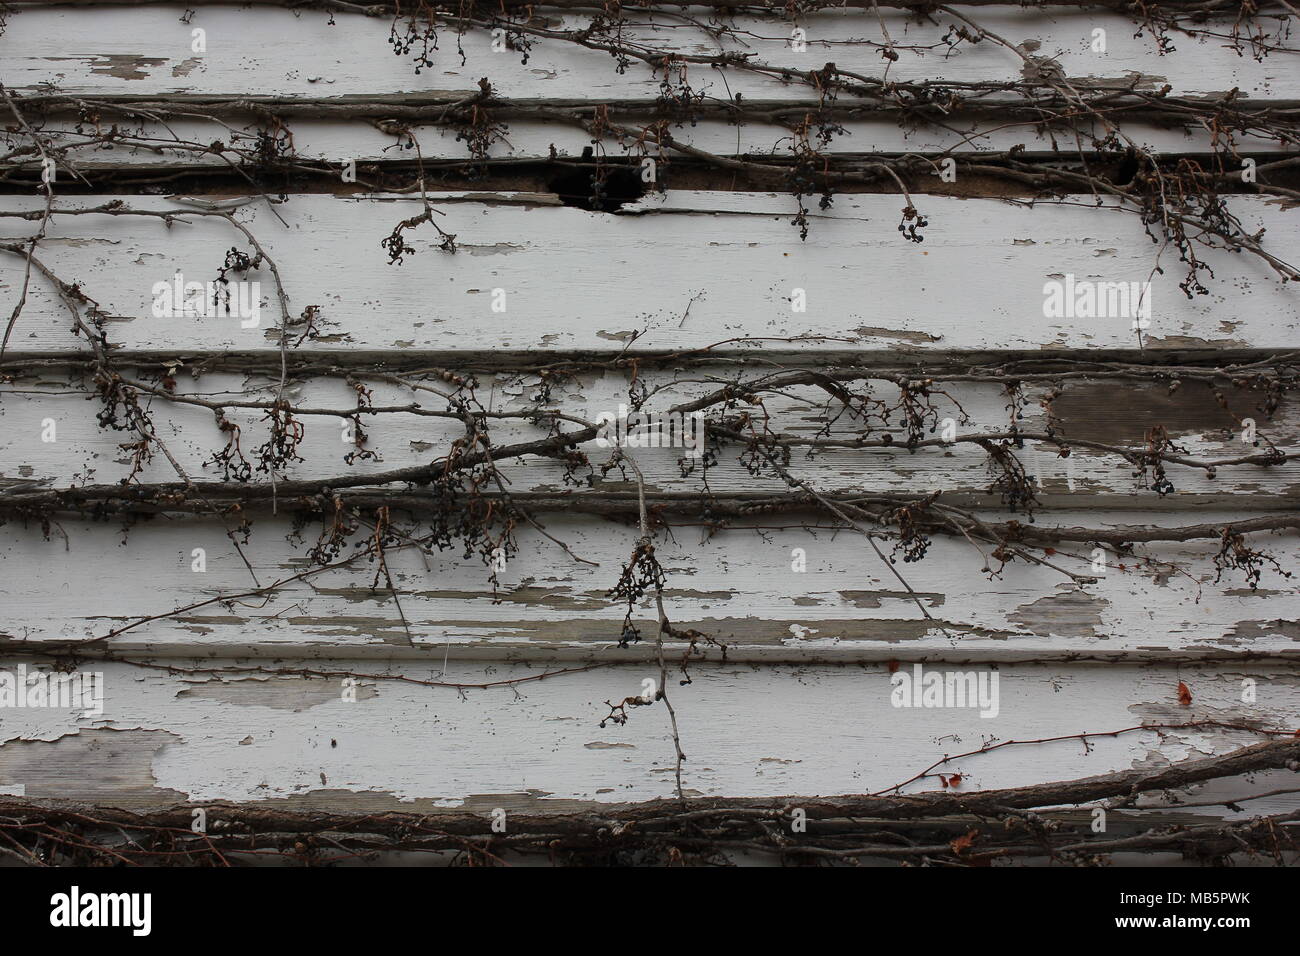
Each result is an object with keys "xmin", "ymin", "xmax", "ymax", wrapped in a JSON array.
[
  {"xmin": 3, "ymin": 5, "xmax": 1295, "ymax": 101},
  {"xmin": 1, "ymin": 509, "xmax": 1297, "ymax": 662},
  {"xmin": 2, "ymin": 369, "xmax": 1296, "ymax": 498},
  {"xmin": 1, "ymin": 192, "xmax": 1295, "ymax": 355},
  {"xmin": 0, "ymin": 659, "xmax": 1295, "ymax": 809}
]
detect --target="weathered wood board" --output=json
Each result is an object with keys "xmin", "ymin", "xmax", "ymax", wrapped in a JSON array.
[
  {"xmin": 1, "ymin": 1, "xmax": 1299, "ymax": 866},
  {"xmin": 3, "ymin": 509, "xmax": 1300, "ymax": 661},
  {"xmin": 1, "ymin": 192, "xmax": 1296, "ymax": 355},
  {"xmin": 11, "ymin": 112, "xmax": 1295, "ymax": 177},
  {"xmin": 0, "ymin": 658, "xmax": 1296, "ymax": 810},
  {"xmin": 4, "ymin": 4, "xmax": 1296, "ymax": 101},
  {"xmin": 2, "ymin": 368, "xmax": 1297, "ymax": 498}
]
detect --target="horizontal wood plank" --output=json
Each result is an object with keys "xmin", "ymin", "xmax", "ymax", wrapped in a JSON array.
[
  {"xmin": 0, "ymin": 658, "xmax": 1294, "ymax": 811},
  {"xmin": 10, "ymin": 111, "xmax": 1294, "ymax": 180},
  {"xmin": 4, "ymin": 5, "xmax": 1295, "ymax": 101},
  {"xmin": 2, "ymin": 369, "xmax": 1297, "ymax": 499},
  {"xmin": 1, "ymin": 192, "xmax": 1296, "ymax": 355},
  {"xmin": 1, "ymin": 510, "xmax": 1298, "ymax": 661}
]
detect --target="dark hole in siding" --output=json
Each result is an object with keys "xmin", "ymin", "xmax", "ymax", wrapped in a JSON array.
[{"xmin": 547, "ymin": 149, "xmax": 646, "ymax": 211}]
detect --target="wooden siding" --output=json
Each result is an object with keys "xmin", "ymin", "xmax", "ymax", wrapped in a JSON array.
[{"xmin": 1, "ymin": 0, "xmax": 1298, "ymax": 865}]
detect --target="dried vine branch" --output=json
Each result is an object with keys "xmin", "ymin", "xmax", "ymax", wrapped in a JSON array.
[{"xmin": 0, "ymin": 732, "xmax": 1294, "ymax": 865}]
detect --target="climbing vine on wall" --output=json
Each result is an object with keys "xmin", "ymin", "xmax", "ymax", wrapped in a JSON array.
[{"xmin": 0, "ymin": 0, "xmax": 1298, "ymax": 864}]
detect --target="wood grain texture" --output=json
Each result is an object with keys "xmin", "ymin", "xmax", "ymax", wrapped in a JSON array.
[
  {"xmin": 1, "ymin": 509, "xmax": 1297, "ymax": 662},
  {"xmin": 1, "ymin": 369, "xmax": 1296, "ymax": 498},
  {"xmin": 0, "ymin": 659, "xmax": 1295, "ymax": 811},
  {"xmin": 1, "ymin": 191, "xmax": 1295, "ymax": 355},
  {"xmin": 2, "ymin": 0, "xmax": 1299, "ymax": 849},
  {"xmin": 11, "ymin": 111, "xmax": 1294, "ymax": 178},
  {"xmin": 3, "ymin": 4, "xmax": 1294, "ymax": 100}
]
